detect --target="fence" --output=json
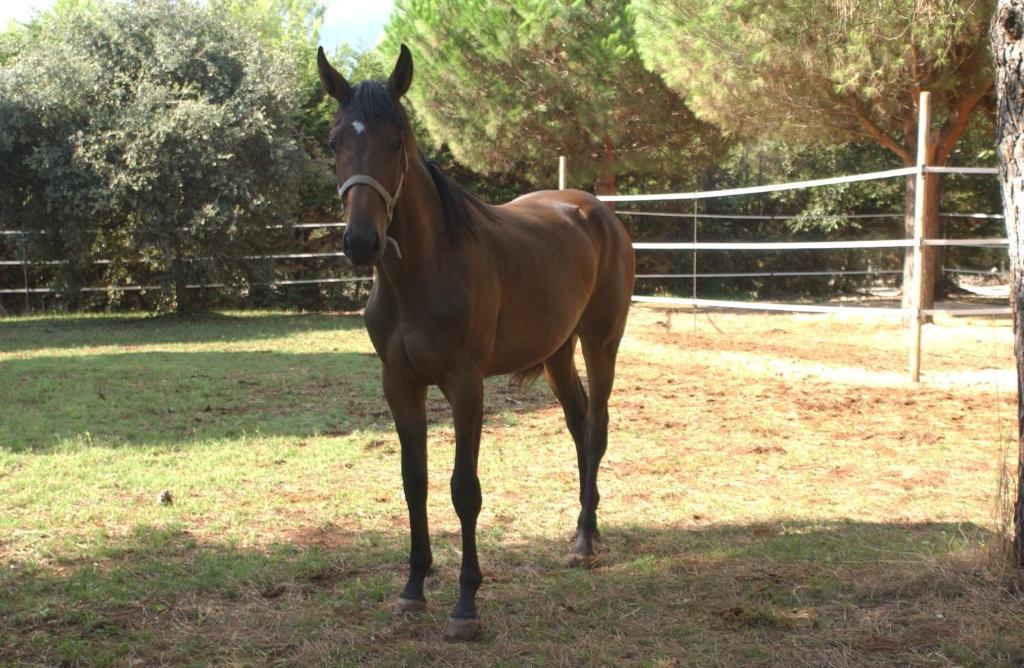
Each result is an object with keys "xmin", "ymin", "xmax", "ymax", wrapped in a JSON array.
[
  {"xmin": 589, "ymin": 92, "xmax": 1008, "ymax": 382},
  {"xmin": 1, "ymin": 93, "xmax": 1009, "ymax": 380},
  {"xmin": 0, "ymin": 222, "xmax": 374, "ymax": 311}
]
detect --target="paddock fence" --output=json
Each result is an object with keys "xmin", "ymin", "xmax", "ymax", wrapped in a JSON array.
[
  {"xmin": 591, "ymin": 92, "xmax": 1008, "ymax": 381},
  {"xmin": 0, "ymin": 94, "xmax": 1010, "ymax": 380}
]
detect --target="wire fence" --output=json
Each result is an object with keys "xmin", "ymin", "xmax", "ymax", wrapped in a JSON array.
[
  {"xmin": 599, "ymin": 166, "xmax": 1007, "ymax": 321},
  {"xmin": 0, "ymin": 220, "xmax": 374, "ymax": 299},
  {"xmin": 593, "ymin": 92, "xmax": 1007, "ymax": 381},
  {"xmin": 0, "ymin": 93, "xmax": 1010, "ymax": 381},
  {"xmin": 0, "ymin": 201, "xmax": 1006, "ymax": 300}
]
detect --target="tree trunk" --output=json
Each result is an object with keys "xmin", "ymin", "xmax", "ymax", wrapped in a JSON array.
[
  {"xmin": 595, "ymin": 136, "xmax": 616, "ymax": 198},
  {"xmin": 900, "ymin": 170, "xmax": 943, "ymax": 312},
  {"xmin": 992, "ymin": 0, "xmax": 1024, "ymax": 566},
  {"xmin": 173, "ymin": 259, "xmax": 190, "ymax": 317},
  {"xmin": 171, "ymin": 247, "xmax": 193, "ymax": 317}
]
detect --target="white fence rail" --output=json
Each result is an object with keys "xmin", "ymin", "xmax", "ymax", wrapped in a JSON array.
[
  {"xmin": 592, "ymin": 92, "xmax": 1008, "ymax": 382},
  {"xmin": 1, "ymin": 169, "xmax": 1007, "ymax": 311},
  {"xmin": 632, "ymin": 295, "xmax": 1011, "ymax": 319},
  {"xmin": 0, "ymin": 275, "xmax": 373, "ymax": 295},
  {"xmin": 0, "ymin": 220, "xmax": 372, "ymax": 296},
  {"xmin": 600, "ymin": 166, "xmax": 919, "ymax": 203}
]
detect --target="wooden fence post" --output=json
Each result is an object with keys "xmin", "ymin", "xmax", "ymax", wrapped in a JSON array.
[
  {"xmin": 909, "ymin": 91, "xmax": 931, "ymax": 383},
  {"xmin": 19, "ymin": 224, "xmax": 29, "ymax": 313}
]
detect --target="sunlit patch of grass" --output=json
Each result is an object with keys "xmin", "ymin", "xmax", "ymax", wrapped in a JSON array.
[{"xmin": 1, "ymin": 307, "xmax": 1022, "ymax": 665}]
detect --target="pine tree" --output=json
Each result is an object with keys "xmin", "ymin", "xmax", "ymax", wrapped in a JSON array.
[
  {"xmin": 383, "ymin": 0, "xmax": 721, "ymax": 195},
  {"xmin": 992, "ymin": 0, "xmax": 1024, "ymax": 565},
  {"xmin": 632, "ymin": 0, "xmax": 994, "ymax": 309}
]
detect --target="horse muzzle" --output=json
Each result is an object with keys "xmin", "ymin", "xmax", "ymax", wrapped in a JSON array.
[{"xmin": 342, "ymin": 226, "xmax": 383, "ymax": 266}]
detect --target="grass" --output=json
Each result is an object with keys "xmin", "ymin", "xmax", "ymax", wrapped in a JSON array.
[{"xmin": 1, "ymin": 306, "xmax": 1022, "ymax": 666}]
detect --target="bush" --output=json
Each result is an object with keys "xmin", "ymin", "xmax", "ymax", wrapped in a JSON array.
[{"xmin": 0, "ymin": 0, "xmax": 320, "ymax": 314}]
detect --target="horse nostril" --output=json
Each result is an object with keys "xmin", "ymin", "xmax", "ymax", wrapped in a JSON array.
[
  {"xmin": 342, "ymin": 232, "xmax": 352, "ymax": 256},
  {"xmin": 372, "ymin": 234, "xmax": 381, "ymax": 254}
]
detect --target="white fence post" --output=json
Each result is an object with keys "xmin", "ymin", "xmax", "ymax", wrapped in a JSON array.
[
  {"xmin": 909, "ymin": 92, "xmax": 931, "ymax": 383},
  {"xmin": 558, "ymin": 156, "xmax": 567, "ymax": 190},
  {"xmin": 692, "ymin": 200, "xmax": 698, "ymax": 311}
]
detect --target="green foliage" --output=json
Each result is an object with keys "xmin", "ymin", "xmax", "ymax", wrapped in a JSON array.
[
  {"xmin": 210, "ymin": 0, "xmax": 327, "ymax": 171},
  {"xmin": 211, "ymin": 0, "xmax": 324, "ymax": 51},
  {"xmin": 383, "ymin": 0, "xmax": 722, "ymax": 193},
  {"xmin": 0, "ymin": 0, "xmax": 319, "ymax": 314},
  {"xmin": 632, "ymin": 0, "xmax": 994, "ymax": 164},
  {"xmin": 631, "ymin": 0, "xmax": 996, "ymax": 308},
  {"xmin": 0, "ymin": 1, "xmax": 1003, "ymax": 312}
]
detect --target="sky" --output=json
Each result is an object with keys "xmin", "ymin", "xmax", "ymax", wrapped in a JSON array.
[
  {"xmin": 1, "ymin": 0, "xmax": 394, "ymax": 49},
  {"xmin": 0, "ymin": 0, "xmax": 49, "ymax": 25},
  {"xmin": 321, "ymin": 1, "xmax": 393, "ymax": 49}
]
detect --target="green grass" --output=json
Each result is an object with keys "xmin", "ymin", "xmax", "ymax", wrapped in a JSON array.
[{"xmin": 1, "ymin": 308, "xmax": 1023, "ymax": 666}]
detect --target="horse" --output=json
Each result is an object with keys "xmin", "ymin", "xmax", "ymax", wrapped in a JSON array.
[{"xmin": 317, "ymin": 44, "xmax": 635, "ymax": 640}]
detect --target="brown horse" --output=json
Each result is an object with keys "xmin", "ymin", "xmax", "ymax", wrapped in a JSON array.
[{"xmin": 317, "ymin": 44, "xmax": 635, "ymax": 640}]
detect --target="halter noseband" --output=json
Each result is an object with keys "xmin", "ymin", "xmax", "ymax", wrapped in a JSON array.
[{"xmin": 337, "ymin": 145, "xmax": 409, "ymax": 226}]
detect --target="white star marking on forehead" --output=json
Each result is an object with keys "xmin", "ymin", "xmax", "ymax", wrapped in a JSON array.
[{"xmin": 351, "ymin": 120, "xmax": 365, "ymax": 135}]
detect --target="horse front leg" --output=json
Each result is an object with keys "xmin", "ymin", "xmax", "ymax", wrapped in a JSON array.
[
  {"xmin": 439, "ymin": 370, "xmax": 484, "ymax": 641},
  {"xmin": 382, "ymin": 365, "xmax": 431, "ymax": 611}
]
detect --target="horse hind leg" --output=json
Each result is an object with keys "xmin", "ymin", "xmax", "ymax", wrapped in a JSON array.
[
  {"xmin": 572, "ymin": 305, "xmax": 628, "ymax": 566},
  {"xmin": 543, "ymin": 335, "xmax": 589, "ymax": 504}
]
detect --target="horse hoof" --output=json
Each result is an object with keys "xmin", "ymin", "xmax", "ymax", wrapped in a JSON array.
[
  {"xmin": 396, "ymin": 597, "xmax": 427, "ymax": 613},
  {"xmin": 572, "ymin": 528, "xmax": 601, "ymax": 542},
  {"xmin": 570, "ymin": 551, "xmax": 599, "ymax": 569},
  {"xmin": 442, "ymin": 615, "xmax": 481, "ymax": 641}
]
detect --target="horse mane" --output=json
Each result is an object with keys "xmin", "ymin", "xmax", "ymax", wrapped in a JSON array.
[
  {"xmin": 345, "ymin": 80, "xmax": 493, "ymax": 241},
  {"xmin": 423, "ymin": 157, "xmax": 497, "ymax": 239}
]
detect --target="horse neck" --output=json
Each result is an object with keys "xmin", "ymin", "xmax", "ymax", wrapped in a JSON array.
[{"xmin": 377, "ymin": 153, "xmax": 447, "ymax": 288}]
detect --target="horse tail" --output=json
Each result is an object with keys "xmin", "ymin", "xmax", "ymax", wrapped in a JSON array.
[{"xmin": 509, "ymin": 363, "xmax": 544, "ymax": 389}]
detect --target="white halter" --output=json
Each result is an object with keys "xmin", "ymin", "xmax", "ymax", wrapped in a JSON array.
[
  {"xmin": 338, "ymin": 146, "xmax": 408, "ymax": 259},
  {"xmin": 338, "ymin": 146, "xmax": 409, "ymax": 227}
]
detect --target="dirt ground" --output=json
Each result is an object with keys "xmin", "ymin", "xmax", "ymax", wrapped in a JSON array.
[
  {"xmin": 564, "ymin": 305, "xmax": 1017, "ymax": 530},
  {"xmin": 1, "ymin": 306, "xmax": 1022, "ymax": 665}
]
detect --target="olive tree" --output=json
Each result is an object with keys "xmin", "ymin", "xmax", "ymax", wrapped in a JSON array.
[{"xmin": 0, "ymin": 0, "xmax": 316, "ymax": 313}]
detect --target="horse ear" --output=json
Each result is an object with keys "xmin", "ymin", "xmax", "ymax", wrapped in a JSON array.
[
  {"xmin": 388, "ymin": 44, "xmax": 413, "ymax": 99},
  {"xmin": 317, "ymin": 46, "xmax": 352, "ymax": 106}
]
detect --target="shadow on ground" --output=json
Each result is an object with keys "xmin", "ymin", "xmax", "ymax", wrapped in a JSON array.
[
  {"xmin": 0, "ymin": 311, "xmax": 365, "ymax": 353},
  {"xmin": 2, "ymin": 520, "xmax": 1021, "ymax": 666}
]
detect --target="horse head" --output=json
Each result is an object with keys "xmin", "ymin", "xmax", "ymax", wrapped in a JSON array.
[{"xmin": 317, "ymin": 45, "xmax": 413, "ymax": 266}]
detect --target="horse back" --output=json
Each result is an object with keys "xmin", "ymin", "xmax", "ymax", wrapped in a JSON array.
[
  {"xmin": 497, "ymin": 189, "xmax": 634, "ymax": 288},
  {"xmin": 473, "ymin": 189, "xmax": 634, "ymax": 376}
]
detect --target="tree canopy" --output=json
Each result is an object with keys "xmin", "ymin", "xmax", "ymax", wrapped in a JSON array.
[
  {"xmin": 382, "ymin": 0, "xmax": 721, "ymax": 195},
  {"xmin": 631, "ymin": 0, "xmax": 993, "ymax": 167},
  {"xmin": 0, "ymin": 0, "xmax": 317, "ymax": 313},
  {"xmin": 0, "ymin": 0, "xmax": 1006, "ymax": 314},
  {"xmin": 631, "ymin": 0, "xmax": 996, "ymax": 308}
]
